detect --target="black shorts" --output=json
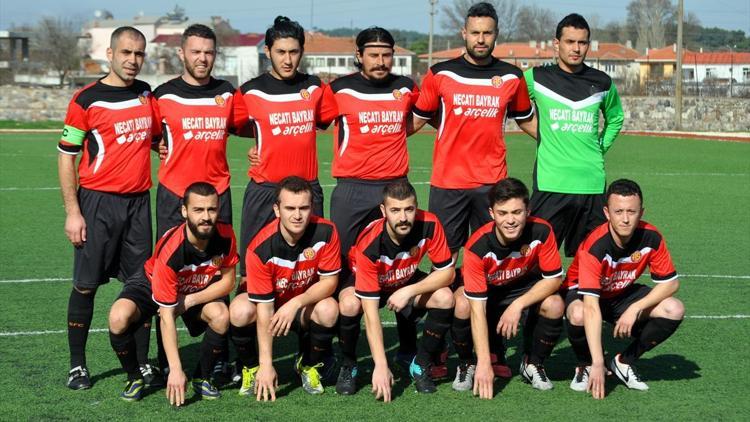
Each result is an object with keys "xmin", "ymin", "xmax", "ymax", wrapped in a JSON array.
[
  {"xmin": 564, "ymin": 284, "xmax": 652, "ymax": 324},
  {"xmin": 179, "ymin": 296, "xmax": 231, "ymax": 337},
  {"xmin": 73, "ymin": 187, "xmax": 152, "ymax": 290},
  {"xmin": 239, "ymin": 179, "xmax": 324, "ymax": 276},
  {"xmin": 155, "ymin": 183, "xmax": 233, "ymax": 240},
  {"xmin": 117, "ymin": 271, "xmax": 159, "ymax": 322},
  {"xmin": 429, "ymin": 185, "xmax": 492, "ymax": 252},
  {"xmin": 330, "ymin": 178, "xmax": 406, "ymax": 281},
  {"xmin": 530, "ymin": 190, "xmax": 605, "ymax": 257}
]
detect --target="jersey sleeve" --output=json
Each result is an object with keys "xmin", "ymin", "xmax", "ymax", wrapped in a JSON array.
[
  {"xmin": 229, "ymin": 90, "xmax": 253, "ymax": 137},
  {"xmin": 151, "ymin": 259, "xmax": 180, "ymax": 307},
  {"xmin": 150, "ymin": 97, "xmax": 163, "ymax": 149},
  {"xmin": 507, "ymin": 76, "xmax": 534, "ymax": 120},
  {"xmin": 649, "ymin": 237, "xmax": 678, "ymax": 283},
  {"xmin": 427, "ymin": 220, "xmax": 453, "ymax": 270},
  {"xmin": 222, "ymin": 230, "xmax": 240, "ymax": 268},
  {"xmin": 576, "ymin": 250, "xmax": 603, "ymax": 298},
  {"xmin": 318, "ymin": 226, "xmax": 342, "ymax": 276},
  {"xmin": 316, "ymin": 83, "xmax": 338, "ymax": 129},
  {"xmin": 538, "ymin": 228, "xmax": 563, "ymax": 278},
  {"xmin": 598, "ymin": 82, "xmax": 624, "ymax": 153},
  {"xmin": 413, "ymin": 69, "xmax": 438, "ymax": 120},
  {"xmin": 353, "ymin": 248, "xmax": 380, "ymax": 300},
  {"xmin": 58, "ymin": 99, "xmax": 88, "ymax": 155},
  {"xmin": 246, "ymin": 250, "xmax": 275, "ymax": 303},
  {"xmin": 409, "ymin": 81, "xmax": 421, "ymax": 107},
  {"xmin": 462, "ymin": 248, "xmax": 488, "ymax": 300},
  {"xmin": 523, "ymin": 68, "xmax": 535, "ymax": 101}
]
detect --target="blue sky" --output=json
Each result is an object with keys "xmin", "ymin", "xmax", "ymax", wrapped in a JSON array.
[{"xmin": 2, "ymin": 0, "xmax": 748, "ymax": 35}]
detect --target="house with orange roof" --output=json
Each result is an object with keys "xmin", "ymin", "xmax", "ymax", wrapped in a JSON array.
[{"xmin": 636, "ymin": 44, "xmax": 750, "ymax": 86}]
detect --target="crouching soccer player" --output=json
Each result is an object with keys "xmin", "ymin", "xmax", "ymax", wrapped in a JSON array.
[
  {"xmin": 337, "ymin": 180, "xmax": 455, "ymax": 400},
  {"xmin": 107, "ymin": 182, "xmax": 237, "ymax": 404},
  {"xmin": 457, "ymin": 178, "xmax": 564, "ymax": 398},
  {"xmin": 229, "ymin": 176, "xmax": 341, "ymax": 400},
  {"xmin": 563, "ymin": 179, "xmax": 684, "ymax": 399}
]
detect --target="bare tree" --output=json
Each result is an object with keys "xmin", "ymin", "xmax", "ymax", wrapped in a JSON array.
[
  {"xmin": 441, "ymin": 0, "xmax": 520, "ymax": 42},
  {"xmin": 515, "ymin": 5, "xmax": 557, "ymax": 42},
  {"xmin": 627, "ymin": 0, "xmax": 675, "ymax": 51},
  {"xmin": 34, "ymin": 17, "xmax": 81, "ymax": 86}
]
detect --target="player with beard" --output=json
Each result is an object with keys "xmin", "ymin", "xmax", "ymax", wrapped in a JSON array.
[
  {"xmin": 58, "ymin": 26, "xmax": 156, "ymax": 390},
  {"xmin": 410, "ymin": 1, "xmax": 536, "ymax": 381},
  {"xmin": 107, "ymin": 182, "xmax": 238, "ymax": 404}
]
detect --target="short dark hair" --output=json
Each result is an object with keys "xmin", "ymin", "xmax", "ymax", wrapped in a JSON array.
[
  {"xmin": 110, "ymin": 26, "xmax": 146, "ymax": 49},
  {"xmin": 466, "ymin": 2, "xmax": 498, "ymax": 27},
  {"xmin": 382, "ymin": 180, "xmax": 417, "ymax": 203},
  {"xmin": 181, "ymin": 24, "xmax": 217, "ymax": 47},
  {"xmin": 555, "ymin": 13, "xmax": 590, "ymax": 40},
  {"xmin": 183, "ymin": 182, "xmax": 218, "ymax": 206},
  {"xmin": 276, "ymin": 176, "xmax": 313, "ymax": 204},
  {"xmin": 354, "ymin": 27, "xmax": 395, "ymax": 70},
  {"xmin": 606, "ymin": 179, "xmax": 643, "ymax": 204},
  {"xmin": 488, "ymin": 177, "xmax": 529, "ymax": 207},
  {"xmin": 266, "ymin": 16, "xmax": 305, "ymax": 49}
]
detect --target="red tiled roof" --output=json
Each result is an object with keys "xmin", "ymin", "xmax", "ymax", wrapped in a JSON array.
[
  {"xmin": 636, "ymin": 44, "xmax": 750, "ymax": 64},
  {"xmin": 420, "ymin": 42, "xmax": 638, "ymax": 61},
  {"xmin": 151, "ymin": 34, "xmax": 181, "ymax": 46},
  {"xmin": 151, "ymin": 33, "xmax": 264, "ymax": 47},
  {"xmin": 304, "ymin": 32, "xmax": 413, "ymax": 55}
]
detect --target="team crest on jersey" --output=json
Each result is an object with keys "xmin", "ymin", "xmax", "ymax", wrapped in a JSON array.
[
  {"xmin": 276, "ymin": 277, "xmax": 289, "ymax": 290},
  {"xmin": 392, "ymin": 89, "xmax": 403, "ymax": 100},
  {"xmin": 303, "ymin": 247, "xmax": 316, "ymax": 260},
  {"xmin": 409, "ymin": 246, "xmax": 420, "ymax": 257},
  {"xmin": 211, "ymin": 256, "xmax": 223, "ymax": 267},
  {"xmin": 630, "ymin": 251, "xmax": 642, "ymax": 263},
  {"xmin": 214, "ymin": 95, "xmax": 226, "ymax": 106},
  {"xmin": 138, "ymin": 94, "xmax": 147, "ymax": 105},
  {"xmin": 300, "ymin": 89, "xmax": 311, "ymax": 101},
  {"xmin": 491, "ymin": 75, "xmax": 503, "ymax": 88},
  {"xmin": 520, "ymin": 244, "xmax": 531, "ymax": 257}
]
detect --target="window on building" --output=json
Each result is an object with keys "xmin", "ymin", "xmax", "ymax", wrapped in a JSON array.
[
  {"xmin": 347, "ymin": 58, "xmax": 354, "ymax": 67},
  {"xmin": 605, "ymin": 63, "xmax": 616, "ymax": 73},
  {"xmin": 315, "ymin": 57, "xmax": 325, "ymax": 67},
  {"xmin": 705, "ymin": 67, "xmax": 717, "ymax": 79},
  {"xmin": 338, "ymin": 58, "xmax": 346, "ymax": 67},
  {"xmin": 398, "ymin": 58, "xmax": 407, "ymax": 67},
  {"xmin": 743, "ymin": 67, "xmax": 750, "ymax": 82},
  {"xmin": 683, "ymin": 68, "xmax": 695, "ymax": 80},
  {"xmin": 327, "ymin": 58, "xmax": 336, "ymax": 67}
]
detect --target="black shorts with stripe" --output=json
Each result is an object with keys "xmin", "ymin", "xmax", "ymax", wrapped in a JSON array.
[
  {"xmin": 155, "ymin": 183, "xmax": 233, "ymax": 240},
  {"xmin": 73, "ymin": 187, "xmax": 152, "ymax": 290},
  {"xmin": 429, "ymin": 184, "xmax": 492, "ymax": 252},
  {"xmin": 530, "ymin": 190, "xmax": 605, "ymax": 257},
  {"xmin": 564, "ymin": 284, "xmax": 652, "ymax": 324}
]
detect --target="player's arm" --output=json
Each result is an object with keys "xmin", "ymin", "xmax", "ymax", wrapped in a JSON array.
[
  {"xmin": 469, "ymin": 298, "xmax": 493, "ymax": 399},
  {"xmin": 386, "ymin": 266, "xmax": 454, "ymax": 312},
  {"xmin": 614, "ymin": 279, "xmax": 679, "ymax": 338},
  {"xmin": 498, "ymin": 276, "xmax": 561, "ymax": 339},
  {"xmin": 57, "ymin": 153, "xmax": 86, "ymax": 247},
  {"xmin": 599, "ymin": 83, "xmax": 624, "ymax": 153},
  {"xmin": 255, "ymin": 301, "xmax": 278, "ymax": 401},
  {"xmin": 582, "ymin": 294, "xmax": 606, "ymax": 399},
  {"xmin": 270, "ymin": 273, "xmax": 338, "ymax": 337},
  {"xmin": 159, "ymin": 305, "xmax": 187, "ymax": 406},
  {"xmin": 515, "ymin": 113, "xmax": 537, "ymax": 140},
  {"xmin": 362, "ymin": 298, "xmax": 393, "ymax": 402},
  {"xmin": 181, "ymin": 266, "xmax": 235, "ymax": 311}
]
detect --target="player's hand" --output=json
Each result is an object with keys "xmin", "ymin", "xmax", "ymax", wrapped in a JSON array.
[
  {"xmin": 248, "ymin": 146, "xmax": 261, "ymax": 166},
  {"xmin": 166, "ymin": 369, "xmax": 187, "ymax": 406},
  {"xmin": 473, "ymin": 361, "xmax": 494, "ymax": 399},
  {"xmin": 587, "ymin": 362, "xmax": 606, "ymax": 400},
  {"xmin": 614, "ymin": 305, "xmax": 641, "ymax": 338},
  {"xmin": 255, "ymin": 364, "xmax": 278, "ymax": 402},
  {"xmin": 269, "ymin": 299, "xmax": 300, "ymax": 337},
  {"xmin": 158, "ymin": 139, "xmax": 168, "ymax": 160},
  {"xmin": 497, "ymin": 301, "xmax": 523, "ymax": 339},
  {"xmin": 64, "ymin": 213, "xmax": 87, "ymax": 247},
  {"xmin": 371, "ymin": 364, "xmax": 394, "ymax": 402},
  {"xmin": 385, "ymin": 288, "xmax": 412, "ymax": 313}
]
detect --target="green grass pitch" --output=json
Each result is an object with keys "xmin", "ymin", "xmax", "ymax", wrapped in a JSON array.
[{"xmin": 0, "ymin": 131, "xmax": 748, "ymax": 420}]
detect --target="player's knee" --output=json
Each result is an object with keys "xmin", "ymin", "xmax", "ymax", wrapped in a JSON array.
[
  {"xmin": 313, "ymin": 298, "xmax": 339, "ymax": 327},
  {"xmin": 431, "ymin": 287, "xmax": 454, "ymax": 309},
  {"xmin": 454, "ymin": 292, "xmax": 470, "ymax": 319},
  {"xmin": 540, "ymin": 294, "xmax": 565, "ymax": 319},
  {"xmin": 108, "ymin": 309, "xmax": 131, "ymax": 334},
  {"xmin": 207, "ymin": 305, "xmax": 230, "ymax": 334},
  {"xmin": 659, "ymin": 297, "xmax": 685, "ymax": 320},
  {"xmin": 566, "ymin": 301, "xmax": 584, "ymax": 326},
  {"xmin": 229, "ymin": 297, "xmax": 256, "ymax": 326},
  {"xmin": 339, "ymin": 293, "xmax": 361, "ymax": 317}
]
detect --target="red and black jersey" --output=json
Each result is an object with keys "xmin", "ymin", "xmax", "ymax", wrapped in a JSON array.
[
  {"xmin": 564, "ymin": 221, "xmax": 678, "ymax": 299},
  {"xmin": 149, "ymin": 222, "xmax": 239, "ymax": 307},
  {"xmin": 353, "ymin": 210, "xmax": 453, "ymax": 299},
  {"xmin": 246, "ymin": 215, "xmax": 341, "ymax": 306},
  {"xmin": 463, "ymin": 217, "xmax": 562, "ymax": 300},
  {"xmin": 238, "ymin": 72, "xmax": 337, "ymax": 183},
  {"xmin": 58, "ymin": 79, "xmax": 156, "ymax": 194},
  {"xmin": 413, "ymin": 57, "xmax": 533, "ymax": 189},
  {"xmin": 327, "ymin": 72, "xmax": 419, "ymax": 180},
  {"xmin": 153, "ymin": 77, "xmax": 249, "ymax": 197}
]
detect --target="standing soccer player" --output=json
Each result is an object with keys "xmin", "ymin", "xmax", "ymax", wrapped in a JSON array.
[
  {"xmin": 460, "ymin": 178, "xmax": 564, "ymax": 398},
  {"xmin": 229, "ymin": 176, "xmax": 341, "ymax": 399},
  {"xmin": 410, "ymin": 1, "xmax": 535, "ymax": 378},
  {"xmin": 349, "ymin": 180, "xmax": 455, "ymax": 400},
  {"xmin": 237, "ymin": 16, "xmax": 337, "ymax": 283},
  {"xmin": 58, "ymin": 26, "xmax": 156, "ymax": 389},
  {"xmin": 107, "ymin": 182, "xmax": 237, "ymax": 403},
  {"xmin": 563, "ymin": 179, "xmax": 684, "ymax": 399},
  {"xmin": 524, "ymin": 14, "xmax": 625, "ymax": 257}
]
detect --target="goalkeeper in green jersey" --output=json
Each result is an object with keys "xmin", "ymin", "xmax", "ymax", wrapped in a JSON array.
[{"xmin": 523, "ymin": 13, "xmax": 624, "ymax": 257}]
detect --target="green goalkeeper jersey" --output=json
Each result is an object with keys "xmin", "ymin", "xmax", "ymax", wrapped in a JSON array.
[{"xmin": 524, "ymin": 64, "xmax": 624, "ymax": 194}]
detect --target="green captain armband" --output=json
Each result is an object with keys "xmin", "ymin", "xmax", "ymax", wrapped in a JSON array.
[{"xmin": 61, "ymin": 125, "xmax": 86, "ymax": 146}]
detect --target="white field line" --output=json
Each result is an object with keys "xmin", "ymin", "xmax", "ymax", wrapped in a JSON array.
[
  {"xmin": 2, "ymin": 273, "xmax": 748, "ymax": 284},
  {"xmin": 2, "ymin": 315, "xmax": 748, "ymax": 337}
]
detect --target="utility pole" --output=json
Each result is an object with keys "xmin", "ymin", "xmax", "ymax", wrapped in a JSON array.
[
  {"xmin": 311, "ymin": 0, "xmax": 314, "ymax": 30},
  {"xmin": 675, "ymin": 0, "xmax": 684, "ymax": 130},
  {"xmin": 428, "ymin": 0, "xmax": 438, "ymax": 68}
]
